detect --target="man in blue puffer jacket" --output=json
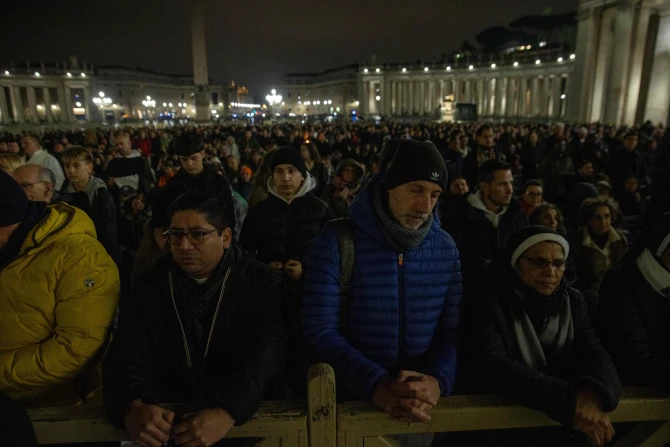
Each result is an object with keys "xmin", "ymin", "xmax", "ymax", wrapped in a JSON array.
[{"xmin": 302, "ymin": 140, "xmax": 462, "ymax": 427}]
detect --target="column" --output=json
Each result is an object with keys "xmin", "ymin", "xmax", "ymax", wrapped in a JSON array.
[
  {"xmin": 27, "ymin": 87, "xmax": 39, "ymax": 123},
  {"xmin": 530, "ymin": 77, "xmax": 539, "ymax": 116},
  {"xmin": 453, "ymin": 79, "xmax": 460, "ymax": 102},
  {"xmin": 505, "ymin": 78, "xmax": 516, "ymax": 117},
  {"xmin": 438, "ymin": 80, "xmax": 444, "ymax": 104},
  {"xmin": 42, "ymin": 87, "xmax": 54, "ymax": 123},
  {"xmin": 406, "ymin": 81, "xmax": 413, "ymax": 115},
  {"xmin": 83, "ymin": 85, "xmax": 92, "ymax": 121},
  {"xmin": 428, "ymin": 80, "xmax": 436, "ymax": 114},
  {"xmin": 604, "ymin": 2, "xmax": 635, "ymax": 125},
  {"xmin": 58, "ymin": 87, "xmax": 72, "ymax": 122},
  {"xmin": 551, "ymin": 76, "xmax": 562, "ymax": 118},
  {"xmin": 644, "ymin": 9, "xmax": 670, "ymax": 125},
  {"xmin": 541, "ymin": 77, "xmax": 550, "ymax": 118},
  {"xmin": 468, "ymin": 80, "xmax": 475, "ymax": 104},
  {"xmin": 589, "ymin": 8, "xmax": 616, "ymax": 122},
  {"xmin": 0, "ymin": 87, "xmax": 9, "ymax": 124},
  {"xmin": 568, "ymin": 7, "xmax": 600, "ymax": 122},
  {"xmin": 192, "ymin": 0, "xmax": 210, "ymax": 121},
  {"xmin": 624, "ymin": 5, "xmax": 652, "ymax": 124},
  {"xmin": 477, "ymin": 79, "xmax": 484, "ymax": 113},
  {"xmin": 12, "ymin": 86, "xmax": 24, "ymax": 123},
  {"xmin": 419, "ymin": 81, "xmax": 426, "ymax": 116},
  {"xmin": 494, "ymin": 77, "xmax": 504, "ymax": 116},
  {"xmin": 519, "ymin": 78, "xmax": 528, "ymax": 116},
  {"xmin": 483, "ymin": 79, "xmax": 491, "ymax": 116},
  {"xmin": 397, "ymin": 81, "xmax": 403, "ymax": 116}
]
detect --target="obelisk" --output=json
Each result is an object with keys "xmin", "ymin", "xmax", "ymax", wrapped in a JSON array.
[{"xmin": 192, "ymin": 0, "xmax": 209, "ymax": 121}]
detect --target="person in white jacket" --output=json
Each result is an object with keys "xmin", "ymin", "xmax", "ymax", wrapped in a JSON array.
[{"xmin": 22, "ymin": 134, "xmax": 65, "ymax": 190}]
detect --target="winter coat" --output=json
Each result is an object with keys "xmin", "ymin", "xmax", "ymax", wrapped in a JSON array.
[
  {"xmin": 609, "ymin": 147, "xmax": 647, "ymax": 189},
  {"xmin": 103, "ymin": 249, "xmax": 285, "ymax": 428},
  {"xmin": 320, "ymin": 159, "xmax": 364, "ymax": 218},
  {"xmin": 568, "ymin": 227, "xmax": 628, "ymax": 314},
  {"xmin": 307, "ymin": 161, "xmax": 329, "ymax": 198},
  {"xmin": 461, "ymin": 281, "xmax": 621, "ymax": 426},
  {"xmin": 596, "ymin": 261, "xmax": 670, "ymax": 393},
  {"xmin": 540, "ymin": 151, "xmax": 575, "ymax": 204},
  {"xmin": 301, "ymin": 178, "xmax": 463, "ymax": 399},
  {"xmin": 240, "ymin": 175, "xmax": 335, "ymax": 267},
  {"xmin": 442, "ymin": 192, "xmax": 528, "ymax": 284},
  {"xmin": 0, "ymin": 203, "xmax": 120, "ymax": 405},
  {"xmin": 167, "ymin": 165, "xmax": 236, "ymax": 233}
]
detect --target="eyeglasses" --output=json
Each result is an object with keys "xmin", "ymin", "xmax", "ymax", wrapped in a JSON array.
[
  {"xmin": 163, "ymin": 228, "xmax": 220, "ymax": 246},
  {"xmin": 521, "ymin": 256, "xmax": 566, "ymax": 271},
  {"xmin": 18, "ymin": 181, "xmax": 46, "ymax": 190}
]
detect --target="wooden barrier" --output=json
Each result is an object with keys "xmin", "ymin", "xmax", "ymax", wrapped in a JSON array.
[
  {"xmin": 337, "ymin": 388, "xmax": 670, "ymax": 447},
  {"xmin": 26, "ymin": 364, "xmax": 670, "ymax": 447},
  {"xmin": 27, "ymin": 363, "xmax": 337, "ymax": 446}
]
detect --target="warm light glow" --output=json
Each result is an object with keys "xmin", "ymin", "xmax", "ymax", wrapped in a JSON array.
[
  {"xmin": 535, "ymin": 60, "xmax": 541, "ymax": 64},
  {"xmin": 570, "ymin": 54, "xmax": 576, "ymax": 60},
  {"xmin": 469, "ymin": 65, "xmax": 474, "ymax": 70},
  {"xmin": 271, "ymin": 89, "xmax": 276, "ymax": 95},
  {"xmin": 66, "ymin": 72, "xmax": 72, "ymax": 77},
  {"xmin": 402, "ymin": 68, "xmax": 407, "ymax": 72},
  {"xmin": 35, "ymin": 72, "xmax": 40, "ymax": 77},
  {"xmin": 363, "ymin": 68, "xmax": 368, "ymax": 73},
  {"xmin": 375, "ymin": 95, "xmax": 381, "ymax": 101},
  {"xmin": 99, "ymin": 91, "xmax": 105, "ymax": 97},
  {"xmin": 75, "ymin": 102, "xmax": 82, "ymax": 107},
  {"xmin": 163, "ymin": 103, "xmax": 167, "ymax": 107},
  {"xmin": 36, "ymin": 105, "xmax": 43, "ymax": 109},
  {"xmin": 51, "ymin": 105, "xmax": 57, "ymax": 109},
  {"xmin": 561, "ymin": 94, "xmax": 566, "ymax": 99},
  {"xmin": 557, "ymin": 57, "xmax": 563, "ymax": 62},
  {"xmin": 169, "ymin": 103, "xmax": 173, "ymax": 107},
  {"xmin": 424, "ymin": 67, "xmax": 429, "ymax": 71},
  {"xmin": 513, "ymin": 62, "xmax": 519, "ymax": 67},
  {"xmin": 81, "ymin": 73, "xmax": 86, "ymax": 77},
  {"xmin": 446, "ymin": 66, "xmax": 451, "ymax": 71},
  {"xmin": 491, "ymin": 63, "xmax": 496, "ymax": 68},
  {"xmin": 375, "ymin": 68, "xmax": 380, "ymax": 72},
  {"xmin": 147, "ymin": 96, "xmax": 151, "ymax": 100}
]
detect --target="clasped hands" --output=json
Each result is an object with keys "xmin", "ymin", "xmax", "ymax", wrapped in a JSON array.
[
  {"xmin": 124, "ymin": 400, "xmax": 235, "ymax": 447},
  {"xmin": 372, "ymin": 370, "xmax": 441, "ymax": 423},
  {"xmin": 269, "ymin": 260, "xmax": 302, "ymax": 281},
  {"xmin": 573, "ymin": 388, "xmax": 615, "ymax": 447}
]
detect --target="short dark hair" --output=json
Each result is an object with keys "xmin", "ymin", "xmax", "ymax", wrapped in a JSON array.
[
  {"xmin": 524, "ymin": 179, "xmax": 542, "ymax": 191},
  {"xmin": 176, "ymin": 133, "xmax": 204, "ymax": 156},
  {"xmin": 479, "ymin": 158, "xmax": 511, "ymax": 184},
  {"xmin": 22, "ymin": 133, "xmax": 41, "ymax": 146},
  {"xmin": 577, "ymin": 159, "xmax": 593, "ymax": 169},
  {"xmin": 624, "ymin": 131, "xmax": 638, "ymax": 140},
  {"xmin": 167, "ymin": 192, "xmax": 229, "ymax": 230},
  {"xmin": 529, "ymin": 203, "xmax": 567, "ymax": 235},
  {"xmin": 579, "ymin": 196, "xmax": 620, "ymax": 224},
  {"xmin": 475, "ymin": 125, "xmax": 493, "ymax": 137}
]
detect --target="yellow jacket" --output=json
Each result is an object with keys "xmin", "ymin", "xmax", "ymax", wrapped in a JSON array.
[{"xmin": 0, "ymin": 202, "xmax": 119, "ymax": 406}]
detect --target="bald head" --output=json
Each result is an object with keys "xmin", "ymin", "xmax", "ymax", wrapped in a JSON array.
[{"xmin": 12, "ymin": 164, "xmax": 56, "ymax": 203}]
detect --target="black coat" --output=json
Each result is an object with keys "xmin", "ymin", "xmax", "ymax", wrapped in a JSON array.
[
  {"xmin": 596, "ymin": 262, "xmax": 670, "ymax": 393},
  {"xmin": 461, "ymin": 282, "xmax": 621, "ymax": 426},
  {"xmin": 168, "ymin": 167, "xmax": 236, "ymax": 233},
  {"xmin": 308, "ymin": 162, "xmax": 329, "ymax": 198},
  {"xmin": 102, "ymin": 250, "xmax": 286, "ymax": 428},
  {"xmin": 442, "ymin": 195, "xmax": 528, "ymax": 284},
  {"xmin": 239, "ymin": 191, "xmax": 335, "ymax": 267}
]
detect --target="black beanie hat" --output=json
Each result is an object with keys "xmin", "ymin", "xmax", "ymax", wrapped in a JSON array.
[
  {"xmin": 0, "ymin": 169, "xmax": 29, "ymax": 227},
  {"xmin": 382, "ymin": 140, "xmax": 448, "ymax": 191},
  {"xmin": 380, "ymin": 139, "xmax": 403, "ymax": 172},
  {"xmin": 271, "ymin": 146, "xmax": 307, "ymax": 177}
]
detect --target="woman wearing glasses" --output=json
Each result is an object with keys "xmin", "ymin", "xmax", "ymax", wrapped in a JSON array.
[{"xmin": 461, "ymin": 226, "xmax": 621, "ymax": 447}]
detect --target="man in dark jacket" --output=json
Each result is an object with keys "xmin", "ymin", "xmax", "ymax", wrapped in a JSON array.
[
  {"xmin": 168, "ymin": 132, "xmax": 237, "ymax": 234},
  {"xmin": 443, "ymin": 159, "xmax": 528, "ymax": 284},
  {"xmin": 103, "ymin": 193, "xmax": 285, "ymax": 447},
  {"xmin": 596, "ymin": 214, "xmax": 670, "ymax": 394},
  {"xmin": 462, "ymin": 124, "xmax": 500, "ymax": 190},
  {"xmin": 609, "ymin": 131, "xmax": 647, "ymax": 193},
  {"xmin": 105, "ymin": 131, "xmax": 154, "ymax": 196},
  {"xmin": 240, "ymin": 146, "xmax": 335, "ymax": 394},
  {"xmin": 302, "ymin": 141, "xmax": 462, "ymax": 436}
]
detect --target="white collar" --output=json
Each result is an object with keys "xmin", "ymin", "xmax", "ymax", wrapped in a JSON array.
[{"xmin": 637, "ymin": 248, "xmax": 670, "ymax": 298}]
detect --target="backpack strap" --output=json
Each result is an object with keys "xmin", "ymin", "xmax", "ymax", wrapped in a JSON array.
[{"xmin": 331, "ymin": 218, "xmax": 355, "ymax": 332}]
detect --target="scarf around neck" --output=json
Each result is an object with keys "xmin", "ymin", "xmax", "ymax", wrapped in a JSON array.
[
  {"xmin": 170, "ymin": 248, "xmax": 234, "ymax": 349},
  {"xmin": 371, "ymin": 179, "xmax": 433, "ymax": 253}
]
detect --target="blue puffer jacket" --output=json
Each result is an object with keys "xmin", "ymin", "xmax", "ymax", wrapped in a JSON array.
[{"xmin": 301, "ymin": 176, "xmax": 462, "ymax": 399}]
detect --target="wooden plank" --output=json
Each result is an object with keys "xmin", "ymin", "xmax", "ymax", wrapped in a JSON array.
[
  {"xmin": 307, "ymin": 363, "xmax": 337, "ymax": 447},
  {"xmin": 363, "ymin": 436, "xmax": 402, "ymax": 447},
  {"xmin": 337, "ymin": 388, "xmax": 670, "ymax": 437},
  {"xmin": 28, "ymin": 400, "xmax": 307, "ymax": 445}
]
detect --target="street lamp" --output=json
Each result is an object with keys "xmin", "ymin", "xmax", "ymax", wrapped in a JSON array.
[{"xmin": 265, "ymin": 90, "xmax": 282, "ymax": 105}]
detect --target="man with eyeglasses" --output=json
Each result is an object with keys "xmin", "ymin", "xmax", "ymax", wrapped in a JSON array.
[
  {"xmin": 22, "ymin": 134, "xmax": 65, "ymax": 190},
  {"xmin": 518, "ymin": 180, "xmax": 545, "ymax": 216},
  {"xmin": 104, "ymin": 192, "xmax": 285, "ymax": 447},
  {"xmin": 12, "ymin": 164, "xmax": 57, "ymax": 203}
]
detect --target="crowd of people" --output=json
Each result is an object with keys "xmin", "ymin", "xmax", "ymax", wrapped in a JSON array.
[{"xmin": 0, "ymin": 118, "xmax": 669, "ymax": 447}]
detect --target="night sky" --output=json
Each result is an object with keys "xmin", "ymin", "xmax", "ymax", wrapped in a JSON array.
[{"xmin": 1, "ymin": 0, "xmax": 576, "ymax": 100}]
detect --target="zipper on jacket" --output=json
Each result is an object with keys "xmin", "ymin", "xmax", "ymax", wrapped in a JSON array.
[
  {"xmin": 200, "ymin": 267, "xmax": 232, "ymax": 399},
  {"xmin": 398, "ymin": 253, "xmax": 404, "ymax": 364},
  {"xmin": 168, "ymin": 272, "xmax": 197, "ymax": 393}
]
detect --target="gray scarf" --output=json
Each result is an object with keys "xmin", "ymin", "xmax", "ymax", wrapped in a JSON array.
[{"xmin": 371, "ymin": 180, "xmax": 433, "ymax": 253}]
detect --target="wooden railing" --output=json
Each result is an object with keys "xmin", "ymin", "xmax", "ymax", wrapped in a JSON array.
[{"xmin": 27, "ymin": 364, "xmax": 670, "ymax": 447}]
